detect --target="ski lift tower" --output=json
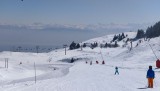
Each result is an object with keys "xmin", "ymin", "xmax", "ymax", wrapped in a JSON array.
[
  {"xmin": 80, "ymin": 42, "xmax": 83, "ymax": 51},
  {"xmin": 63, "ymin": 44, "xmax": 68, "ymax": 55}
]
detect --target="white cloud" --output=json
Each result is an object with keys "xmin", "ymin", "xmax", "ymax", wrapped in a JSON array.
[{"xmin": 0, "ymin": 22, "xmax": 150, "ymax": 32}]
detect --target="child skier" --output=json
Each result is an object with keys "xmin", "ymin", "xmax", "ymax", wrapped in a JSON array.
[
  {"xmin": 146, "ymin": 66, "xmax": 155, "ymax": 88},
  {"xmin": 115, "ymin": 66, "xmax": 119, "ymax": 75}
]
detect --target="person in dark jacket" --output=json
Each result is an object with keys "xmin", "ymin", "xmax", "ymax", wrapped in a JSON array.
[
  {"xmin": 146, "ymin": 66, "xmax": 155, "ymax": 88},
  {"xmin": 102, "ymin": 61, "xmax": 105, "ymax": 64},
  {"xmin": 115, "ymin": 66, "xmax": 119, "ymax": 75},
  {"xmin": 70, "ymin": 58, "xmax": 74, "ymax": 63}
]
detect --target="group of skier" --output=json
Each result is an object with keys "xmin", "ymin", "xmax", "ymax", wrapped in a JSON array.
[
  {"xmin": 86, "ymin": 60, "xmax": 105, "ymax": 65},
  {"xmin": 86, "ymin": 60, "xmax": 119, "ymax": 75}
]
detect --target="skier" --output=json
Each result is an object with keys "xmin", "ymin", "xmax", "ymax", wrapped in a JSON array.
[
  {"xmin": 19, "ymin": 62, "xmax": 22, "ymax": 65},
  {"xmin": 86, "ymin": 61, "xmax": 88, "ymax": 64},
  {"xmin": 90, "ymin": 61, "xmax": 92, "ymax": 65},
  {"xmin": 115, "ymin": 66, "xmax": 119, "ymax": 75},
  {"xmin": 96, "ymin": 61, "xmax": 99, "ymax": 64},
  {"xmin": 70, "ymin": 58, "xmax": 74, "ymax": 63},
  {"xmin": 135, "ymin": 43, "xmax": 138, "ymax": 47},
  {"xmin": 146, "ymin": 66, "xmax": 155, "ymax": 88},
  {"xmin": 102, "ymin": 61, "xmax": 105, "ymax": 64}
]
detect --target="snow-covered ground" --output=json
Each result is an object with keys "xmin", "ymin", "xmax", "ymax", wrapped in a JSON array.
[{"xmin": 0, "ymin": 32, "xmax": 160, "ymax": 91}]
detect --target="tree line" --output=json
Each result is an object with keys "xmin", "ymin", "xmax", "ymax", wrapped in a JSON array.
[{"xmin": 136, "ymin": 21, "xmax": 160, "ymax": 39}]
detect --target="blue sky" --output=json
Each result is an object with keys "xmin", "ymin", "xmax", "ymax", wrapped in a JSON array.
[
  {"xmin": 1, "ymin": 0, "xmax": 160, "ymax": 25},
  {"xmin": 0, "ymin": 0, "xmax": 160, "ymax": 49}
]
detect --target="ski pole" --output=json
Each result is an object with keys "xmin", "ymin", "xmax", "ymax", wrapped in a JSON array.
[{"xmin": 149, "ymin": 44, "xmax": 159, "ymax": 60}]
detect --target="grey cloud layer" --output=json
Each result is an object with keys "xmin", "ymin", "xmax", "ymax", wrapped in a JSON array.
[{"xmin": 0, "ymin": 23, "xmax": 150, "ymax": 31}]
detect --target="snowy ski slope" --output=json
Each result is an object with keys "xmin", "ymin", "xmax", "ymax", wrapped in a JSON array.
[{"xmin": 0, "ymin": 32, "xmax": 160, "ymax": 91}]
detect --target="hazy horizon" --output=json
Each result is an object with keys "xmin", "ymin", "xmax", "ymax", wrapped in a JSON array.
[{"xmin": 0, "ymin": 0, "xmax": 160, "ymax": 51}]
